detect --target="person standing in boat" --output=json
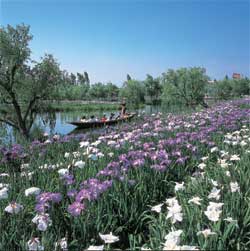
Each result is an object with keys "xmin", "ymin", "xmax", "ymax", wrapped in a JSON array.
[{"xmin": 120, "ymin": 99, "xmax": 127, "ymax": 118}]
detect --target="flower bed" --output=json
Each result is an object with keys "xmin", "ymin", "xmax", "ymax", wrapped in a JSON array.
[{"xmin": 0, "ymin": 98, "xmax": 249, "ymax": 250}]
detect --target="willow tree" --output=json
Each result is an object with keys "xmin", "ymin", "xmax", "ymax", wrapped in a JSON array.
[
  {"xmin": 119, "ymin": 79, "xmax": 145, "ymax": 107},
  {"xmin": 144, "ymin": 74, "xmax": 162, "ymax": 104},
  {"xmin": 0, "ymin": 24, "xmax": 61, "ymax": 138},
  {"xmin": 161, "ymin": 67, "xmax": 209, "ymax": 108}
]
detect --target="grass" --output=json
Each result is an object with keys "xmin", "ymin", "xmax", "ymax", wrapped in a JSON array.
[{"xmin": 0, "ymin": 98, "xmax": 249, "ymax": 250}]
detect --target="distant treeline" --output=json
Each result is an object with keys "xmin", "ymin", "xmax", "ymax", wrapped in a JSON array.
[{"xmin": 53, "ymin": 69, "xmax": 250, "ymax": 109}]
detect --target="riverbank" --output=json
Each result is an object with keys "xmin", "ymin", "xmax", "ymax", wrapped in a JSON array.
[
  {"xmin": 40, "ymin": 101, "xmax": 146, "ymax": 112},
  {"xmin": 43, "ymin": 102, "xmax": 119, "ymax": 112}
]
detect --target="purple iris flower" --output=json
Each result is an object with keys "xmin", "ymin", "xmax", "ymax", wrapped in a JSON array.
[
  {"xmin": 63, "ymin": 174, "xmax": 75, "ymax": 185},
  {"xmin": 50, "ymin": 193, "xmax": 62, "ymax": 203},
  {"xmin": 35, "ymin": 203, "xmax": 49, "ymax": 213},
  {"xmin": 76, "ymin": 189, "xmax": 92, "ymax": 202},
  {"xmin": 35, "ymin": 192, "xmax": 62, "ymax": 212},
  {"xmin": 151, "ymin": 164, "xmax": 166, "ymax": 172},
  {"xmin": 68, "ymin": 202, "xmax": 85, "ymax": 216},
  {"xmin": 67, "ymin": 189, "xmax": 77, "ymax": 198}
]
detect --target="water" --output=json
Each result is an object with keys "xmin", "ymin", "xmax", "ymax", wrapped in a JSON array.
[
  {"xmin": 0, "ymin": 105, "xmax": 161, "ymax": 143},
  {"xmin": 40, "ymin": 105, "xmax": 161, "ymax": 135}
]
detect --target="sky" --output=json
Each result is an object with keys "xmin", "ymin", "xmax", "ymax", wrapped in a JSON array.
[{"xmin": 1, "ymin": 0, "xmax": 249, "ymax": 85}]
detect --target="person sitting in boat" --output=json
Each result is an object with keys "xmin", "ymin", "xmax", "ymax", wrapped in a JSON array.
[
  {"xmin": 101, "ymin": 114, "xmax": 107, "ymax": 122},
  {"xmin": 88, "ymin": 115, "xmax": 97, "ymax": 122},
  {"xmin": 80, "ymin": 116, "xmax": 88, "ymax": 122},
  {"xmin": 115, "ymin": 113, "xmax": 120, "ymax": 120},
  {"xmin": 109, "ymin": 113, "xmax": 115, "ymax": 121}
]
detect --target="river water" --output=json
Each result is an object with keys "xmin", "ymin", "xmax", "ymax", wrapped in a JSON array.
[
  {"xmin": 39, "ymin": 105, "xmax": 161, "ymax": 135},
  {"xmin": 0, "ymin": 105, "xmax": 161, "ymax": 143}
]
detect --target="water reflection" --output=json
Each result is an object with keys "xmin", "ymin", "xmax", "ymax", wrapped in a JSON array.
[{"xmin": 0, "ymin": 105, "xmax": 162, "ymax": 143}]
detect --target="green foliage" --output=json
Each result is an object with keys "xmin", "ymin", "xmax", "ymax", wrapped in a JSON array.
[
  {"xmin": 127, "ymin": 74, "xmax": 132, "ymax": 81},
  {"xmin": 161, "ymin": 78, "xmax": 182, "ymax": 106},
  {"xmin": 69, "ymin": 73, "xmax": 76, "ymax": 85},
  {"xmin": 232, "ymin": 78, "xmax": 250, "ymax": 97},
  {"xmin": 84, "ymin": 71, "xmax": 90, "ymax": 84},
  {"xmin": 212, "ymin": 77, "xmax": 250, "ymax": 100},
  {"xmin": 0, "ymin": 24, "xmax": 32, "ymax": 103},
  {"xmin": 213, "ymin": 77, "xmax": 233, "ymax": 100},
  {"xmin": 52, "ymin": 85, "xmax": 88, "ymax": 100},
  {"xmin": 76, "ymin": 72, "xmax": 88, "ymax": 87},
  {"xmin": 144, "ymin": 74, "xmax": 162, "ymax": 104},
  {"xmin": 44, "ymin": 102, "xmax": 118, "ymax": 112},
  {"xmin": 119, "ymin": 79, "xmax": 145, "ymax": 107},
  {"xmin": 0, "ymin": 24, "xmax": 61, "ymax": 138},
  {"xmin": 87, "ymin": 82, "xmax": 119, "ymax": 100},
  {"xmin": 105, "ymin": 82, "xmax": 119, "ymax": 100},
  {"xmin": 87, "ymin": 82, "xmax": 106, "ymax": 99},
  {"xmin": 50, "ymin": 81, "xmax": 119, "ymax": 101},
  {"xmin": 161, "ymin": 67, "xmax": 209, "ymax": 108}
]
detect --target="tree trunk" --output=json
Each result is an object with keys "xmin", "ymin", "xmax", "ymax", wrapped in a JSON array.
[
  {"xmin": 10, "ymin": 92, "xmax": 30, "ymax": 139},
  {"xmin": 20, "ymin": 127, "xmax": 30, "ymax": 139},
  {"xmin": 200, "ymin": 100, "xmax": 209, "ymax": 108}
]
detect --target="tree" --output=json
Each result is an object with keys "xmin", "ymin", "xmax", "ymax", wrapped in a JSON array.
[
  {"xmin": 76, "ymin": 72, "xmax": 90, "ymax": 95},
  {"xmin": 119, "ymin": 79, "xmax": 145, "ymax": 107},
  {"xmin": 126, "ymin": 74, "xmax": 132, "ymax": 81},
  {"xmin": 161, "ymin": 67, "xmax": 209, "ymax": 108},
  {"xmin": 0, "ymin": 24, "xmax": 61, "ymax": 138},
  {"xmin": 144, "ymin": 74, "xmax": 162, "ymax": 104},
  {"xmin": 76, "ymin": 72, "xmax": 85, "ymax": 85},
  {"xmin": 213, "ymin": 77, "xmax": 250, "ymax": 100},
  {"xmin": 214, "ymin": 77, "xmax": 233, "ymax": 100},
  {"xmin": 60, "ymin": 70, "xmax": 70, "ymax": 85},
  {"xmin": 84, "ymin": 71, "xmax": 90, "ymax": 84},
  {"xmin": 105, "ymin": 82, "xmax": 119, "ymax": 100},
  {"xmin": 70, "ymin": 73, "xmax": 76, "ymax": 85},
  {"xmin": 87, "ymin": 82, "xmax": 106, "ymax": 99},
  {"xmin": 231, "ymin": 78, "xmax": 250, "ymax": 97}
]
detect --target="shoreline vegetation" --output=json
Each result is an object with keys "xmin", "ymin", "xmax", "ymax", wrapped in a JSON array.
[
  {"xmin": 44, "ymin": 102, "xmax": 146, "ymax": 112},
  {"xmin": 0, "ymin": 101, "xmax": 145, "ymax": 113},
  {"xmin": 42, "ymin": 101, "xmax": 120, "ymax": 112}
]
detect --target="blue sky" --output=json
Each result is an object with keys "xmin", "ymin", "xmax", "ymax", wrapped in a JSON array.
[{"xmin": 1, "ymin": 0, "xmax": 249, "ymax": 84}]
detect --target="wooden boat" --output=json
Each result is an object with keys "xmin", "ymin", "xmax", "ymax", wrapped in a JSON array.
[{"xmin": 68, "ymin": 113, "xmax": 136, "ymax": 129}]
